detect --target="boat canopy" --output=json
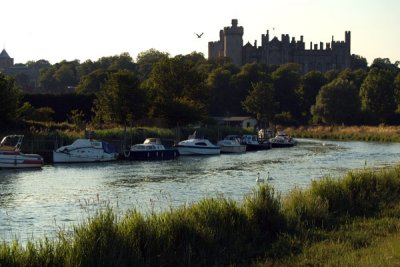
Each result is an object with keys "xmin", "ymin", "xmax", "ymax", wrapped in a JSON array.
[{"xmin": 102, "ymin": 141, "xmax": 116, "ymax": 154}]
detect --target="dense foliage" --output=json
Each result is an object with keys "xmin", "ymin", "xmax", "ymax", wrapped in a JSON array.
[
  {"xmin": 2, "ymin": 51, "xmax": 400, "ymax": 127},
  {"xmin": 0, "ymin": 73, "xmax": 21, "ymax": 126}
]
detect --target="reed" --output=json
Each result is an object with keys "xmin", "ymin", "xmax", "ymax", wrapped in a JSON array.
[{"xmin": 285, "ymin": 125, "xmax": 400, "ymax": 142}]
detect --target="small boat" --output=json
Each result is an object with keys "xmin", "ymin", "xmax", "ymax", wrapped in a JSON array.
[
  {"xmin": 0, "ymin": 135, "xmax": 44, "ymax": 169},
  {"xmin": 269, "ymin": 131, "xmax": 297, "ymax": 148},
  {"xmin": 217, "ymin": 135, "xmax": 246, "ymax": 153},
  {"xmin": 175, "ymin": 132, "xmax": 220, "ymax": 155},
  {"xmin": 123, "ymin": 138, "xmax": 179, "ymax": 160},
  {"xmin": 241, "ymin": 134, "xmax": 271, "ymax": 151},
  {"xmin": 53, "ymin": 139, "xmax": 118, "ymax": 163}
]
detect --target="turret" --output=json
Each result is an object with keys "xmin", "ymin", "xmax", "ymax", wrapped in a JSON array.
[
  {"xmin": 345, "ymin": 31, "xmax": 351, "ymax": 67},
  {"xmin": 223, "ymin": 19, "xmax": 244, "ymax": 65},
  {"xmin": 261, "ymin": 30, "xmax": 270, "ymax": 46}
]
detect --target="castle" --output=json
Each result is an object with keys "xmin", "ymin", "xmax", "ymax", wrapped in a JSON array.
[
  {"xmin": 208, "ymin": 19, "xmax": 351, "ymax": 72},
  {"xmin": 0, "ymin": 49, "xmax": 14, "ymax": 71}
]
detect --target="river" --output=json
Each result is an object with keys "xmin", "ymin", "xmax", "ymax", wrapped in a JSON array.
[{"xmin": 1, "ymin": 138, "xmax": 400, "ymax": 243}]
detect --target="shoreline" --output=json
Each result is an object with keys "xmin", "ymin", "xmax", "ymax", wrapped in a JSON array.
[{"xmin": 284, "ymin": 125, "xmax": 400, "ymax": 143}]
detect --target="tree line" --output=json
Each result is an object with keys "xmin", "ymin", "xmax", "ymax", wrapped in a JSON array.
[{"xmin": 1, "ymin": 49, "xmax": 400, "ymax": 129}]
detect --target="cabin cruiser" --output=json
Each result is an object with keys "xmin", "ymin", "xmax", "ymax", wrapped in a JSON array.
[
  {"xmin": 0, "ymin": 135, "xmax": 44, "ymax": 169},
  {"xmin": 269, "ymin": 132, "xmax": 297, "ymax": 148},
  {"xmin": 53, "ymin": 139, "xmax": 118, "ymax": 163},
  {"xmin": 217, "ymin": 135, "xmax": 246, "ymax": 153},
  {"xmin": 175, "ymin": 132, "xmax": 220, "ymax": 155},
  {"xmin": 123, "ymin": 138, "xmax": 179, "ymax": 160},
  {"xmin": 241, "ymin": 135, "xmax": 271, "ymax": 151}
]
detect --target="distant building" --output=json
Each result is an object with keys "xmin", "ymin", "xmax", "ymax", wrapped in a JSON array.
[
  {"xmin": 0, "ymin": 49, "xmax": 14, "ymax": 71},
  {"xmin": 213, "ymin": 116, "xmax": 257, "ymax": 129},
  {"xmin": 208, "ymin": 19, "xmax": 351, "ymax": 72}
]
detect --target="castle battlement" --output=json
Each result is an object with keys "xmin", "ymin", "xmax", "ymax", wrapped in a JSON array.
[
  {"xmin": 223, "ymin": 19, "xmax": 244, "ymax": 36},
  {"xmin": 208, "ymin": 19, "xmax": 351, "ymax": 72}
]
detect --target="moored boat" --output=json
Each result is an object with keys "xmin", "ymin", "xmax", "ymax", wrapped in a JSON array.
[
  {"xmin": 241, "ymin": 134, "xmax": 271, "ymax": 151},
  {"xmin": 175, "ymin": 132, "xmax": 220, "ymax": 155},
  {"xmin": 123, "ymin": 138, "xmax": 179, "ymax": 160},
  {"xmin": 217, "ymin": 135, "xmax": 246, "ymax": 153},
  {"xmin": 0, "ymin": 135, "xmax": 44, "ymax": 169},
  {"xmin": 53, "ymin": 139, "xmax": 118, "ymax": 163},
  {"xmin": 269, "ymin": 131, "xmax": 297, "ymax": 148}
]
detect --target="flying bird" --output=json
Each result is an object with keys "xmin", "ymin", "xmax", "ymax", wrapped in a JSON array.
[{"xmin": 195, "ymin": 32, "xmax": 204, "ymax": 38}]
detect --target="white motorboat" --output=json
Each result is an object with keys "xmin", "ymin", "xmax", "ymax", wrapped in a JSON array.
[
  {"xmin": 53, "ymin": 139, "xmax": 118, "ymax": 163},
  {"xmin": 175, "ymin": 132, "xmax": 220, "ymax": 155},
  {"xmin": 217, "ymin": 135, "xmax": 246, "ymax": 153},
  {"xmin": 123, "ymin": 138, "xmax": 179, "ymax": 160},
  {"xmin": 0, "ymin": 135, "xmax": 44, "ymax": 169},
  {"xmin": 269, "ymin": 131, "xmax": 297, "ymax": 148}
]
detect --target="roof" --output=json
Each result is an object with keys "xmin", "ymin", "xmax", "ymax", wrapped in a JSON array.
[
  {"xmin": 213, "ymin": 116, "xmax": 255, "ymax": 122},
  {"xmin": 0, "ymin": 49, "xmax": 11, "ymax": 59}
]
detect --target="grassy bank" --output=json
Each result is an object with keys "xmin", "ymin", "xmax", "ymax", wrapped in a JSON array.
[
  {"xmin": 2, "ymin": 166, "xmax": 400, "ymax": 266},
  {"xmin": 285, "ymin": 125, "xmax": 400, "ymax": 142}
]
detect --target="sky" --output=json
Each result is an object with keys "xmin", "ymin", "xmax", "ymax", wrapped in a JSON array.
[{"xmin": 1, "ymin": 0, "xmax": 399, "ymax": 65}]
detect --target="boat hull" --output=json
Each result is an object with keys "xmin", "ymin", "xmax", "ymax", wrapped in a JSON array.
[
  {"xmin": 0, "ymin": 153, "xmax": 43, "ymax": 169},
  {"xmin": 176, "ymin": 145, "xmax": 220, "ymax": 155},
  {"xmin": 245, "ymin": 143, "xmax": 271, "ymax": 151},
  {"xmin": 220, "ymin": 145, "xmax": 246, "ymax": 153},
  {"xmin": 53, "ymin": 151, "xmax": 117, "ymax": 163},
  {"xmin": 270, "ymin": 142, "xmax": 295, "ymax": 148},
  {"xmin": 123, "ymin": 149, "xmax": 179, "ymax": 160}
]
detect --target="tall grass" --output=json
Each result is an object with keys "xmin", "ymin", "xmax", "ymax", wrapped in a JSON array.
[
  {"xmin": 2, "ymin": 167, "xmax": 400, "ymax": 266},
  {"xmin": 285, "ymin": 125, "xmax": 400, "ymax": 142}
]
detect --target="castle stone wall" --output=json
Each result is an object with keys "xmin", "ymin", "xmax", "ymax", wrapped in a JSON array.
[{"xmin": 208, "ymin": 19, "xmax": 351, "ymax": 72}]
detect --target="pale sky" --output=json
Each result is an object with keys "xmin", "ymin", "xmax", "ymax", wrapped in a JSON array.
[{"xmin": 1, "ymin": 0, "xmax": 399, "ymax": 65}]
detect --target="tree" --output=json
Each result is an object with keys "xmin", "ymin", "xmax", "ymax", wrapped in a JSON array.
[
  {"xmin": 311, "ymin": 78, "xmax": 360, "ymax": 125},
  {"xmin": 136, "ymin": 49, "xmax": 169, "ymax": 80},
  {"xmin": 359, "ymin": 67, "xmax": 396, "ymax": 124},
  {"xmin": 337, "ymin": 68, "xmax": 367, "ymax": 91},
  {"xmin": 207, "ymin": 66, "xmax": 236, "ymax": 116},
  {"xmin": 271, "ymin": 63, "xmax": 302, "ymax": 122},
  {"xmin": 324, "ymin": 69, "xmax": 339, "ymax": 83},
  {"xmin": 394, "ymin": 73, "xmax": 400, "ymax": 112},
  {"xmin": 0, "ymin": 74, "xmax": 21, "ymax": 125},
  {"xmin": 370, "ymin": 58, "xmax": 399, "ymax": 73},
  {"xmin": 107, "ymin": 52, "xmax": 136, "ymax": 72},
  {"xmin": 75, "ymin": 69, "xmax": 108, "ymax": 95},
  {"xmin": 242, "ymin": 81, "xmax": 277, "ymax": 126},
  {"xmin": 37, "ymin": 60, "xmax": 80, "ymax": 93},
  {"xmin": 231, "ymin": 63, "xmax": 268, "ymax": 115},
  {"xmin": 92, "ymin": 70, "xmax": 148, "ymax": 126},
  {"xmin": 350, "ymin": 54, "xmax": 368, "ymax": 70},
  {"xmin": 146, "ymin": 55, "xmax": 209, "ymax": 126},
  {"xmin": 297, "ymin": 71, "xmax": 327, "ymax": 123}
]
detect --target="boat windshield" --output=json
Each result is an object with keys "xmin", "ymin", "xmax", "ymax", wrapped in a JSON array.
[{"xmin": 0, "ymin": 135, "xmax": 23, "ymax": 149}]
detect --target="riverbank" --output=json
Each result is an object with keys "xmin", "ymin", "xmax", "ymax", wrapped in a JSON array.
[
  {"xmin": 2, "ymin": 165, "xmax": 400, "ymax": 266},
  {"xmin": 284, "ymin": 125, "xmax": 400, "ymax": 143},
  {"xmin": 1, "ymin": 122, "xmax": 251, "ymax": 162}
]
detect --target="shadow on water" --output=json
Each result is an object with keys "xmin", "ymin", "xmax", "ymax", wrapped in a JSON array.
[{"xmin": 108, "ymin": 175, "xmax": 180, "ymax": 188}]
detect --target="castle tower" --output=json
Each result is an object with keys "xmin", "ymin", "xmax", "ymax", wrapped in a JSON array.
[
  {"xmin": 223, "ymin": 19, "xmax": 244, "ymax": 66},
  {"xmin": 0, "ymin": 49, "xmax": 14, "ymax": 70},
  {"xmin": 345, "ymin": 31, "xmax": 351, "ymax": 67}
]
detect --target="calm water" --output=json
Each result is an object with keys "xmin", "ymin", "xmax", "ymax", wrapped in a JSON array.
[{"xmin": 1, "ymin": 138, "xmax": 400, "ymax": 242}]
